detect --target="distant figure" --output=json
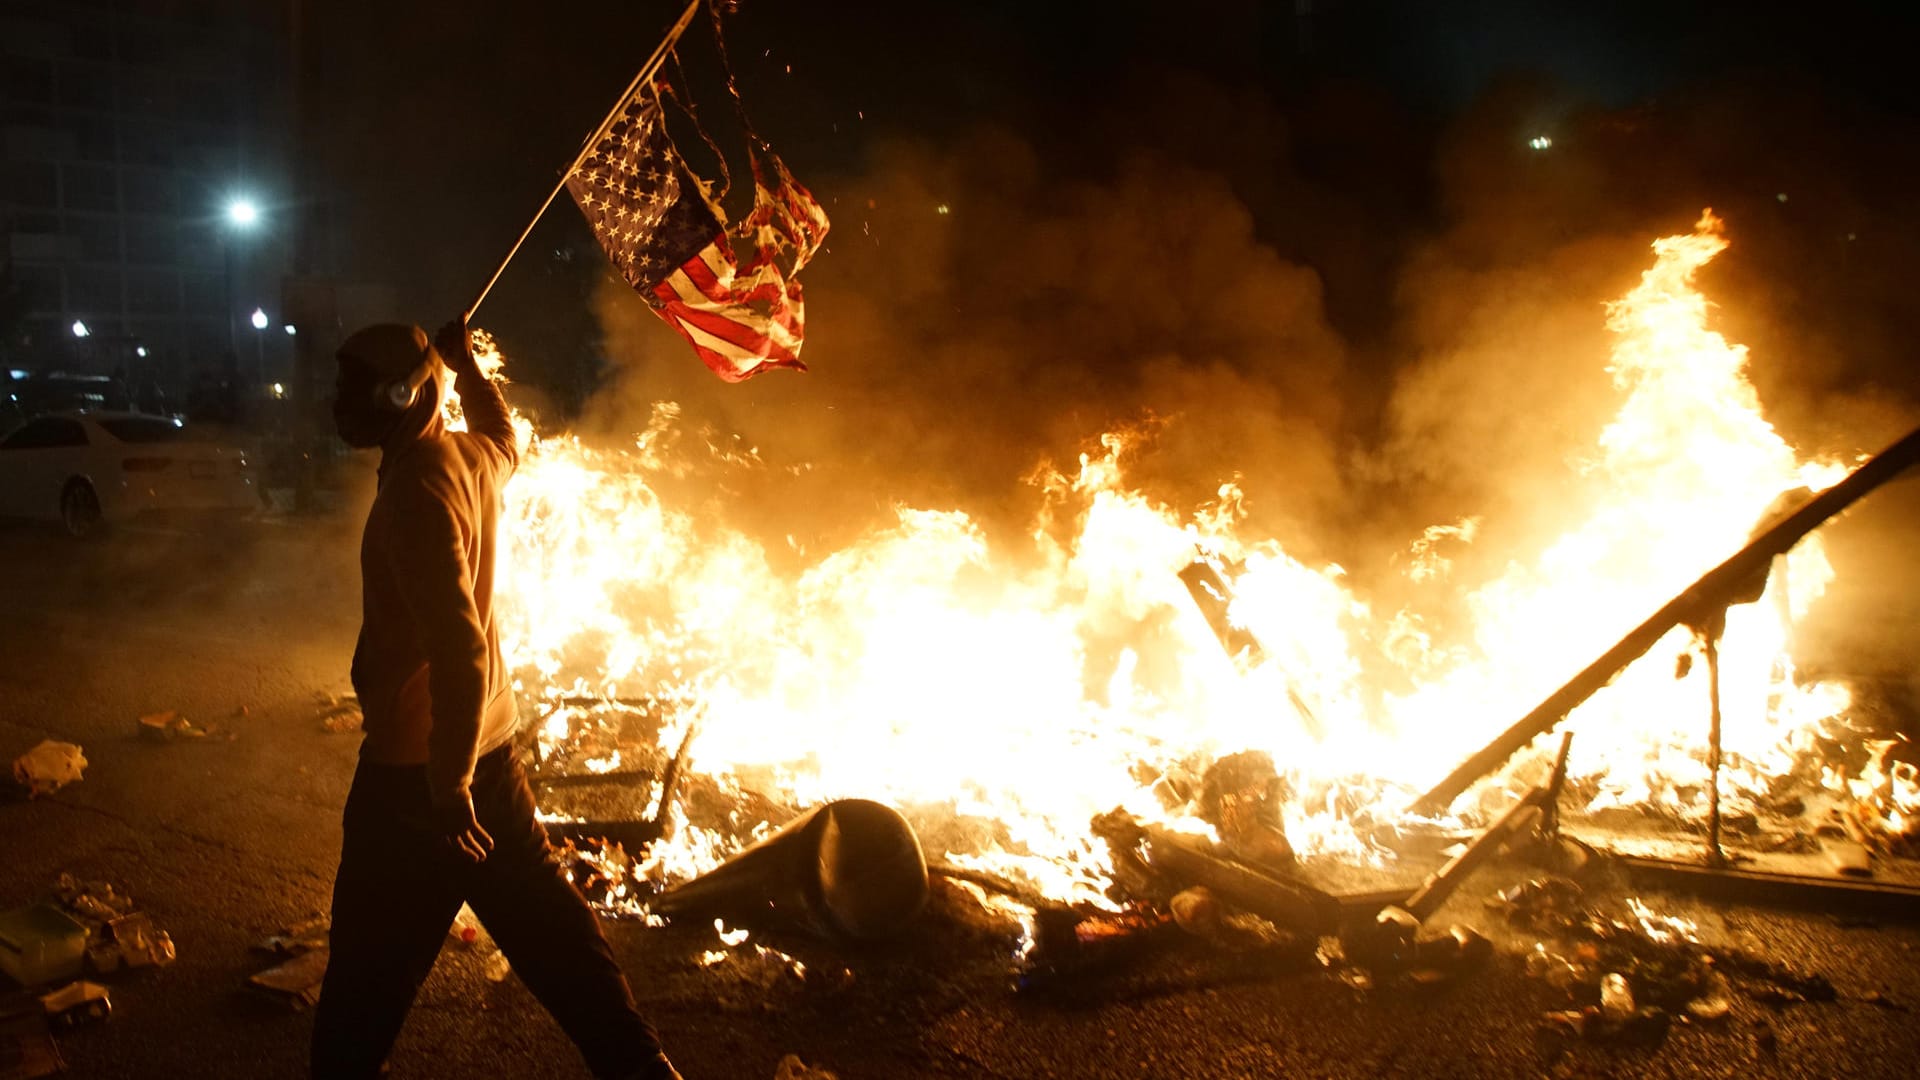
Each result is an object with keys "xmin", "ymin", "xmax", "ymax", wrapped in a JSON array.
[{"xmin": 312, "ymin": 320, "xmax": 680, "ymax": 1080}]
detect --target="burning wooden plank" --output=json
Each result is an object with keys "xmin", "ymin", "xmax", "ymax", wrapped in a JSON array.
[
  {"xmin": 1409, "ymin": 423, "xmax": 1920, "ymax": 817},
  {"xmin": 1177, "ymin": 558, "xmax": 1325, "ymax": 740}
]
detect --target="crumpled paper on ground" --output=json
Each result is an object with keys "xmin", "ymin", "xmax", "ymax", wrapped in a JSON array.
[
  {"xmin": 774, "ymin": 1055, "xmax": 839, "ymax": 1080},
  {"xmin": 12, "ymin": 740, "xmax": 87, "ymax": 797}
]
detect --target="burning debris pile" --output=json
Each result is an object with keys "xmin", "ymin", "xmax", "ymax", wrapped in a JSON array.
[
  {"xmin": 458, "ymin": 209, "xmax": 1920, "ymax": 1059},
  {"xmin": 498, "ymin": 211, "xmax": 1915, "ymax": 913}
]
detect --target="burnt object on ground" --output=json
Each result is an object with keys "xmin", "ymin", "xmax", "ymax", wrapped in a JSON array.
[{"xmin": 650, "ymin": 799, "xmax": 929, "ymax": 939}]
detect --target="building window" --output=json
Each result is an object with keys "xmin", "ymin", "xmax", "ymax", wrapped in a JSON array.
[
  {"xmin": 67, "ymin": 266, "xmax": 121, "ymax": 310},
  {"xmin": 176, "ymin": 79, "xmax": 232, "ymax": 127},
  {"xmin": 73, "ymin": 115, "xmax": 116, "ymax": 163},
  {"xmin": 72, "ymin": 216, "xmax": 119, "ymax": 261},
  {"xmin": 121, "ymin": 69, "xmax": 176, "ymax": 119},
  {"xmin": 124, "ymin": 220, "xmax": 177, "ymax": 265},
  {"xmin": 60, "ymin": 164, "xmax": 117, "ymax": 212},
  {"xmin": 182, "ymin": 271, "xmax": 222, "ymax": 313},
  {"xmin": 3, "ymin": 123, "xmax": 77, "ymax": 161},
  {"xmin": 126, "ymin": 269, "xmax": 180, "ymax": 314},
  {"xmin": 55, "ymin": 61, "xmax": 115, "ymax": 111},
  {"xmin": 0, "ymin": 56, "xmax": 55, "ymax": 103},
  {"xmin": 1, "ymin": 159, "xmax": 59, "ymax": 205},
  {"xmin": 123, "ymin": 169, "xmax": 177, "ymax": 215}
]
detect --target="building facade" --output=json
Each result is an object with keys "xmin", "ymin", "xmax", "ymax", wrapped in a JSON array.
[{"xmin": 0, "ymin": 0, "xmax": 291, "ymax": 411}]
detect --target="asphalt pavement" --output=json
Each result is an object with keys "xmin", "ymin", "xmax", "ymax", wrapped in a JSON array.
[{"xmin": 2, "ymin": 516, "xmax": 1918, "ymax": 1079}]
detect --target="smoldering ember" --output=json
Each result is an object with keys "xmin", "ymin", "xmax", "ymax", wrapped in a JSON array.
[{"xmin": 5, "ymin": 2, "xmax": 1920, "ymax": 1079}]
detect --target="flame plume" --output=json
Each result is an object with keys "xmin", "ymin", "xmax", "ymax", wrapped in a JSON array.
[{"xmin": 483, "ymin": 211, "xmax": 1867, "ymax": 908}]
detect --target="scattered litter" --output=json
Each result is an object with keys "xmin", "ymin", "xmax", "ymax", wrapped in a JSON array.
[
  {"xmin": 1862, "ymin": 990, "xmax": 1905, "ymax": 1011},
  {"xmin": 1487, "ymin": 875, "xmax": 1586, "ymax": 930},
  {"xmin": 39, "ymin": 876, "xmax": 175, "ymax": 977},
  {"xmin": 483, "ymin": 951, "xmax": 511, "ymax": 983},
  {"xmin": 1600, "ymin": 972, "xmax": 1635, "ymax": 1021},
  {"xmin": 248, "ymin": 948, "xmax": 330, "ymax": 1008},
  {"xmin": 449, "ymin": 904, "xmax": 482, "ymax": 948},
  {"xmin": 1509, "ymin": 881, "xmax": 1848, "ymax": 1060},
  {"xmin": 0, "ymin": 904, "xmax": 89, "ymax": 987},
  {"xmin": 38, "ymin": 980, "xmax": 111, "ymax": 1027},
  {"xmin": 1826, "ymin": 839, "xmax": 1872, "ymax": 877},
  {"xmin": 11, "ymin": 741, "xmax": 86, "ymax": 798},
  {"xmin": 104, "ymin": 913, "xmax": 174, "ymax": 969},
  {"xmin": 54, "ymin": 877, "xmax": 131, "ymax": 924},
  {"xmin": 0, "ymin": 1012, "xmax": 65, "ymax": 1079},
  {"xmin": 137, "ymin": 710, "xmax": 216, "ymax": 742},
  {"xmin": 1686, "ymin": 972, "xmax": 1733, "ymax": 1022},
  {"xmin": 1169, "ymin": 887, "xmax": 1220, "ymax": 936},
  {"xmin": 316, "ymin": 693, "xmax": 362, "ymax": 734},
  {"xmin": 257, "ymin": 915, "xmax": 329, "ymax": 957},
  {"xmin": 773, "ymin": 1054, "xmax": 839, "ymax": 1080}
]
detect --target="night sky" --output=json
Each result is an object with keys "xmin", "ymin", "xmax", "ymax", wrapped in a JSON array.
[{"xmin": 289, "ymin": 0, "xmax": 1920, "ymax": 612}]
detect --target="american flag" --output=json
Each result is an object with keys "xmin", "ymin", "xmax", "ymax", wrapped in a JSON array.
[{"xmin": 565, "ymin": 86, "xmax": 829, "ymax": 382}]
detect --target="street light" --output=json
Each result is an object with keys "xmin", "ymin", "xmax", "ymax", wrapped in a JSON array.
[
  {"xmin": 71, "ymin": 320, "xmax": 89, "ymax": 338},
  {"xmin": 222, "ymin": 194, "xmax": 262, "ymax": 363},
  {"xmin": 249, "ymin": 307, "xmax": 269, "ymax": 383}
]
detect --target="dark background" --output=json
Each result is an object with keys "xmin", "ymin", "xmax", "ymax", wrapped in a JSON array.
[{"xmin": 288, "ymin": 1, "xmax": 1920, "ymax": 578}]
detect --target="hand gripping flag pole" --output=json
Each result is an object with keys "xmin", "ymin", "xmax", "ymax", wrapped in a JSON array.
[{"xmin": 463, "ymin": 0, "xmax": 702, "ymax": 321}]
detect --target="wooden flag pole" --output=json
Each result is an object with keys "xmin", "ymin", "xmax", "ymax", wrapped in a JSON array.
[{"xmin": 464, "ymin": 0, "xmax": 703, "ymax": 320}]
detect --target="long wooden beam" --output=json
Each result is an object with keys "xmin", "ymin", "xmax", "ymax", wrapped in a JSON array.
[{"xmin": 1408, "ymin": 424, "xmax": 1920, "ymax": 817}]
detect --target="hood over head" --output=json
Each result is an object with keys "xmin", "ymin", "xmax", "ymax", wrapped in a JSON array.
[{"xmin": 333, "ymin": 322, "xmax": 446, "ymax": 458}]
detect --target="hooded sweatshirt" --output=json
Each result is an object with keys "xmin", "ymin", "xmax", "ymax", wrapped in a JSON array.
[{"xmin": 342, "ymin": 324, "xmax": 520, "ymax": 804}]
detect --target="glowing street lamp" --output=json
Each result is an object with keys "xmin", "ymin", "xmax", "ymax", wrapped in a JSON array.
[
  {"xmin": 222, "ymin": 194, "xmax": 263, "ymax": 360},
  {"xmin": 70, "ymin": 320, "xmax": 90, "ymax": 338},
  {"xmin": 250, "ymin": 307, "xmax": 269, "ymax": 330}
]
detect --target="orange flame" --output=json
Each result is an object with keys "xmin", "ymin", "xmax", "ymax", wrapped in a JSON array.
[{"xmin": 494, "ymin": 211, "xmax": 1864, "ymax": 904}]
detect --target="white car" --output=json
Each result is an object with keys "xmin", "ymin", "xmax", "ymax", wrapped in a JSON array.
[{"xmin": 0, "ymin": 411, "xmax": 258, "ymax": 536}]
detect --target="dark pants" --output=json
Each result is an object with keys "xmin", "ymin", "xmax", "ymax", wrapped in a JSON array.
[{"xmin": 311, "ymin": 744, "xmax": 664, "ymax": 1078}]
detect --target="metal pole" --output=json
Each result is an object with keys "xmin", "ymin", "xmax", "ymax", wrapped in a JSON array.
[
  {"xmin": 464, "ymin": 0, "xmax": 702, "ymax": 320},
  {"xmin": 1703, "ymin": 617, "xmax": 1726, "ymax": 867},
  {"xmin": 1408, "ymin": 422, "xmax": 1920, "ymax": 817}
]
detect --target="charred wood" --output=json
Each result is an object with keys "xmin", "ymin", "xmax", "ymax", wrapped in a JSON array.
[{"xmin": 1411, "ymin": 423, "xmax": 1920, "ymax": 816}]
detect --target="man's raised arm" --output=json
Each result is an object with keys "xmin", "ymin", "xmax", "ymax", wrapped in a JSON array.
[{"xmin": 434, "ymin": 318, "xmax": 518, "ymax": 471}]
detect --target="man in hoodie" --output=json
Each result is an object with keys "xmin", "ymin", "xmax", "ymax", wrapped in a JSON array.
[{"xmin": 314, "ymin": 320, "xmax": 680, "ymax": 1080}]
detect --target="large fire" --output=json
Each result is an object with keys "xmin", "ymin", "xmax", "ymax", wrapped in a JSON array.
[{"xmin": 458, "ymin": 210, "xmax": 1877, "ymax": 910}]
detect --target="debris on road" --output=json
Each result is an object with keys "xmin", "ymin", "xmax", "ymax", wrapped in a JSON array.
[
  {"xmin": 48, "ymin": 876, "xmax": 175, "ymax": 976},
  {"xmin": 650, "ymin": 799, "xmax": 929, "ymax": 940},
  {"xmin": 248, "ymin": 948, "xmax": 329, "ymax": 1008},
  {"xmin": 1195, "ymin": 751, "xmax": 1295, "ymax": 870},
  {"xmin": 0, "ymin": 904, "xmax": 89, "ymax": 987},
  {"xmin": 0, "ymin": 1012, "xmax": 65, "ymax": 1079},
  {"xmin": 257, "ymin": 915, "xmax": 329, "ymax": 958},
  {"xmin": 136, "ymin": 710, "xmax": 215, "ymax": 742},
  {"xmin": 483, "ymin": 951, "xmax": 511, "ymax": 983},
  {"xmin": 10, "ymin": 742, "xmax": 86, "ymax": 799},
  {"xmin": 448, "ymin": 904, "xmax": 482, "ymax": 948},
  {"xmin": 315, "ymin": 693, "xmax": 361, "ymax": 734},
  {"xmin": 773, "ymin": 1054, "xmax": 839, "ymax": 1080},
  {"xmin": 37, "ymin": 981, "xmax": 110, "ymax": 1027}
]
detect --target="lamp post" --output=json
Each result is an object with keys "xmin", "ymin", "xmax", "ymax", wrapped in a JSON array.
[
  {"xmin": 223, "ymin": 196, "xmax": 260, "ymax": 364},
  {"xmin": 250, "ymin": 306, "xmax": 269, "ymax": 384}
]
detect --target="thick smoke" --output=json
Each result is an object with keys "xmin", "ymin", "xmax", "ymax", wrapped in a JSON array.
[
  {"xmin": 564, "ymin": 70, "xmax": 1920, "ymax": 682},
  {"xmin": 582, "ymin": 127, "xmax": 1351, "ymax": 563}
]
